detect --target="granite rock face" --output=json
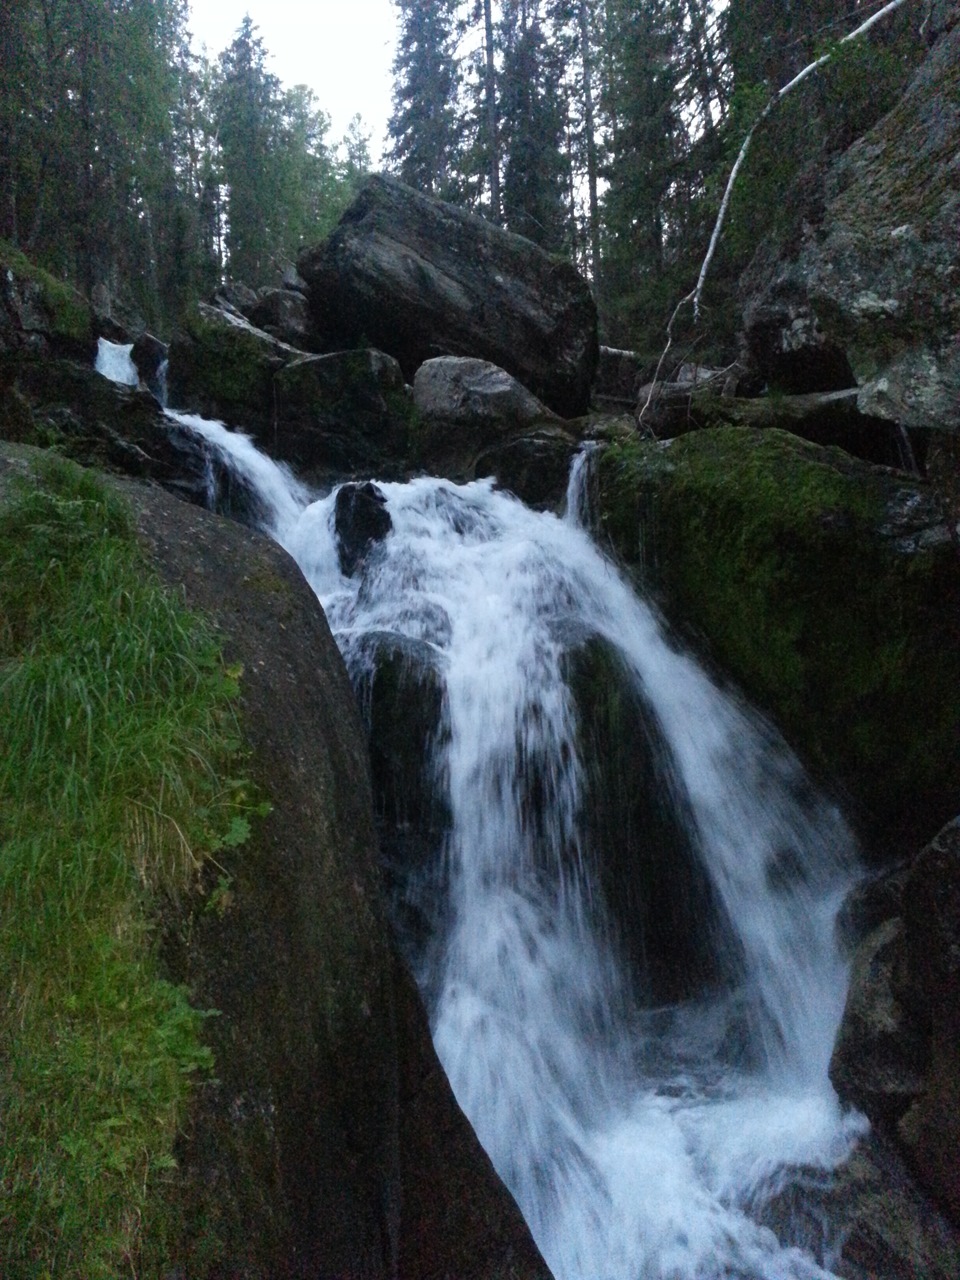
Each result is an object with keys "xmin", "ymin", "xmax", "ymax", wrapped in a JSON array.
[{"xmin": 740, "ymin": 17, "xmax": 960, "ymax": 432}]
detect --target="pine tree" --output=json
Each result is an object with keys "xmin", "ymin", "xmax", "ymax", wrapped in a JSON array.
[
  {"xmin": 498, "ymin": 1, "xmax": 570, "ymax": 251},
  {"xmin": 387, "ymin": 0, "xmax": 462, "ymax": 198}
]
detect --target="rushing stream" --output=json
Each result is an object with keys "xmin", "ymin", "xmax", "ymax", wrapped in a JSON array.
[{"xmin": 99, "ymin": 345, "xmax": 868, "ymax": 1278}]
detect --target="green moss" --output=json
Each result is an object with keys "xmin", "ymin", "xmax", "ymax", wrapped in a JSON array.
[
  {"xmin": 597, "ymin": 427, "xmax": 960, "ymax": 846},
  {"xmin": 0, "ymin": 239, "xmax": 93, "ymax": 346},
  {"xmin": 176, "ymin": 307, "xmax": 279, "ymax": 425}
]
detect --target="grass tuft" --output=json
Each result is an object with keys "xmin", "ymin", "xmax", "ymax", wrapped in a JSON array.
[{"xmin": 0, "ymin": 453, "xmax": 254, "ymax": 1276}]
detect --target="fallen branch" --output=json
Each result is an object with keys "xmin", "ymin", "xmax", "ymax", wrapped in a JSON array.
[{"xmin": 639, "ymin": 0, "xmax": 912, "ymax": 426}]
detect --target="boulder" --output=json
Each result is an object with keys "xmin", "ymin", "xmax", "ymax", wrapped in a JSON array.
[
  {"xmin": 412, "ymin": 356, "xmax": 565, "ymax": 480},
  {"xmin": 273, "ymin": 348, "xmax": 413, "ymax": 480},
  {"xmin": 334, "ymin": 481, "xmax": 392, "ymax": 576},
  {"xmin": 740, "ymin": 20, "xmax": 960, "ymax": 431},
  {"xmin": 167, "ymin": 302, "xmax": 302, "ymax": 431},
  {"xmin": 248, "ymin": 287, "xmax": 320, "ymax": 351},
  {"xmin": 594, "ymin": 345, "xmax": 647, "ymax": 408},
  {"xmin": 475, "ymin": 427, "xmax": 580, "ymax": 510},
  {"xmin": 832, "ymin": 818, "xmax": 960, "ymax": 1228},
  {"xmin": 595, "ymin": 427, "xmax": 960, "ymax": 854},
  {"xmin": 131, "ymin": 330, "xmax": 168, "ymax": 400},
  {"xmin": 1, "ymin": 356, "xmax": 212, "ymax": 507},
  {"xmin": 565, "ymin": 634, "xmax": 735, "ymax": 1003},
  {"xmin": 89, "ymin": 459, "xmax": 551, "ymax": 1278},
  {"xmin": 298, "ymin": 174, "xmax": 598, "ymax": 416}
]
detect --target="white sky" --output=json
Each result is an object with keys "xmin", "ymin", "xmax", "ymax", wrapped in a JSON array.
[{"xmin": 186, "ymin": 0, "xmax": 398, "ymax": 164}]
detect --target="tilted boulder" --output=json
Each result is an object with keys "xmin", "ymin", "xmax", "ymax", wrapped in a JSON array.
[
  {"xmin": 412, "ymin": 356, "xmax": 575, "ymax": 484},
  {"xmin": 298, "ymin": 174, "xmax": 599, "ymax": 417}
]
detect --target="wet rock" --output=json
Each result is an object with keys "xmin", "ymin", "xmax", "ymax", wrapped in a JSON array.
[
  {"xmin": 334, "ymin": 481, "xmax": 392, "ymax": 576},
  {"xmin": 0, "ymin": 445, "xmax": 550, "ymax": 1279},
  {"xmin": 298, "ymin": 173, "xmax": 598, "ymax": 416},
  {"xmin": 595, "ymin": 427, "xmax": 960, "ymax": 855},
  {"xmin": 565, "ymin": 634, "xmax": 734, "ymax": 1003},
  {"xmin": 0, "ymin": 241, "xmax": 95, "ymax": 361},
  {"xmin": 167, "ymin": 302, "xmax": 301, "ymax": 430},
  {"xmin": 475, "ymin": 427, "xmax": 580, "ymax": 510},
  {"xmin": 829, "ymin": 918, "xmax": 928, "ymax": 1120},
  {"xmin": 1, "ymin": 355, "xmax": 212, "ymax": 506}
]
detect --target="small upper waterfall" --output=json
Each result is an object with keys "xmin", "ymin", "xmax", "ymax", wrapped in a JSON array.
[
  {"xmin": 93, "ymin": 354, "xmax": 868, "ymax": 1279},
  {"xmin": 95, "ymin": 337, "xmax": 138, "ymax": 386}
]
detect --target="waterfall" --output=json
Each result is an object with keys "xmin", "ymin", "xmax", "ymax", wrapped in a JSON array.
[
  {"xmin": 92, "ymin": 361, "xmax": 867, "ymax": 1278},
  {"xmin": 283, "ymin": 468, "xmax": 865, "ymax": 1280},
  {"xmin": 95, "ymin": 337, "xmax": 138, "ymax": 386}
]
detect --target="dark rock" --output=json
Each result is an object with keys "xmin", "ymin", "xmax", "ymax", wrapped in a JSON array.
[
  {"xmin": 740, "ymin": 21, "xmax": 960, "ymax": 429},
  {"xmin": 214, "ymin": 281, "xmax": 260, "ymax": 317},
  {"xmin": 595, "ymin": 427, "xmax": 960, "ymax": 855},
  {"xmin": 1, "ymin": 356, "xmax": 212, "ymax": 506},
  {"xmin": 758, "ymin": 1128, "xmax": 960, "ymax": 1280},
  {"xmin": 565, "ymin": 634, "xmax": 734, "ymax": 1004},
  {"xmin": 831, "ymin": 818, "xmax": 960, "ymax": 1229},
  {"xmin": 829, "ymin": 918, "xmax": 928, "ymax": 1120},
  {"xmin": 594, "ymin": 345, "xmax": 648, "ymax": 407},
  {"xmin": 334, "ymin": 481, "xmax": 392, "ymax": 576},
  {"xmin": 0, "ymin": 241, "xmax": 95, "ymax": 361},
  {"xmin": 167, "ymin": 302, "xmax": 300, "ymax": 431},
  {"xmin": 298, "ymin": 173, "xmax": 598, "ymax": 416},
  {"xmin": 475, "ymin": 427, "xmax": 579, "ymax": 510},
  {"xmin": 247, "ymin": 287, "xmax": 320, "ymax": 351},
  {"xmin": 898, "ymin": 817, "xmax": 960, "ymax": 1220},
  {"xmin": 131, "ymin": 331, "xmax": 168, "ymax": 399},
  {"xmin": 272, "ymin": 348, "xmax": 412, "ymax": 480},
  {"xmin": 94, "ymin": 314, "xmax": 133, "ymax": 345}
]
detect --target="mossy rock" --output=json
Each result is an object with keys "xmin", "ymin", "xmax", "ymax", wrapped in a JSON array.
[
  {"xmin": 596, "ymin": 427, "xmax": 960, "ymax": 855},
  {"xmin": 0, "ymin": 239, "xmax": 94, "ymax": 358},
  {"xmin": 167, "ymin": 303, "xmax": 293, "ymax": 430}
]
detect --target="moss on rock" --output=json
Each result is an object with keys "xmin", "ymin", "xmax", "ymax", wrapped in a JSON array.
[
  {"xmin": 596, "ymin": 427, "xmax": 960, "ymax": 853},
  {"xmin": 0, "ymin": 239, "xmax": 94, "ymax": 356}
]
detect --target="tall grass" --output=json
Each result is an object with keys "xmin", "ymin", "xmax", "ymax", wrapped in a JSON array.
[{"xmin": 0, "ymin": 454, "xmax": 254, "ymax": 1276}]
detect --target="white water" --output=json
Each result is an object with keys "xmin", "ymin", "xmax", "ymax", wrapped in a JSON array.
[
  {"xmin": 95, "ymin": 336, "xmax": 138, "ymax": 386},
  {"xmin": 93, "ymin": 367, "xmax": 867, "ymax": 1278}
]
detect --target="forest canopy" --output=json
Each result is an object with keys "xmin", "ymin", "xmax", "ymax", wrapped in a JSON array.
[{"xmin": 0, "ymin": 0, "xmax": 926, "ymax": 355}]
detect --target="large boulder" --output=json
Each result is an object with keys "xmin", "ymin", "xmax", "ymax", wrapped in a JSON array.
[
  {"xmin": 595, "ymin": 427, "xmax": 960, "ymax": 854},
  {"xmin": 298, "ymin": 174, "xmax": 598, "ymax": 417},
  {"xmin": 247, "ymin": 286, "xmax": 320, "ymax": 351},
  {"xmin": 103, "ymin": 464, "xmax": 551, "ymax": 1278},
  {"xmin": 740, "ymin": 18, "xmax": 960, "ymax": 432},
  {"xmin": 1, "ymin": 355, "xmax": 212, "ymax": 507}
]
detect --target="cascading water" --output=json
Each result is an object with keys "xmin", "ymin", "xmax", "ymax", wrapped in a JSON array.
[
  {"xmin": 95, "ymin": 336, "xmax": 138, "ymax": 386},
  {"xmin": 283, "ymin": 467, "xmax": 866, "ymax": 1280},
  {"xmin": 94, "ymin": 356, "xmax": 869, "ymax": 1278}
]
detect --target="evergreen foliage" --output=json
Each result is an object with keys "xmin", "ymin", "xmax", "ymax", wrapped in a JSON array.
[{"xmin": 387, "ymin": 0, "xmax": 462, "ymax": 198}]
